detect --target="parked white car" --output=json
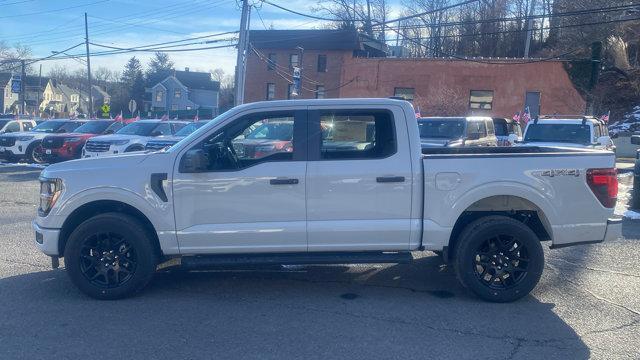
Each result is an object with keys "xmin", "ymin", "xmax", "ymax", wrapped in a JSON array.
[
  {"xmin": 83, "ymin": 120, "xmax": 189, "ymax": 158},
  {"xmin": 520, "ymin": 117, "xmax": 613, "ymax": 150},
  {"xmin": 0, "ymin": 119, "xmax": 86, "ymax": 163},
  {"xmin": 34, "ymin": 99, "xmax": 620, "ymax": 302},
  {"xmin": 0, "ymin": 119, "xmax": 37, "ymax": 134}
]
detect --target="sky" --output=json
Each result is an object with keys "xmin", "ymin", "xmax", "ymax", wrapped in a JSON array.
[{"xmin": 0, "ymin": 0, "xmax": 401, "ymax": 77}]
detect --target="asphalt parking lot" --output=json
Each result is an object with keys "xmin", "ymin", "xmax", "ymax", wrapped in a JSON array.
[{"xmin": 0, "ymin": 164, "xmax": 639, "ymax": 360}]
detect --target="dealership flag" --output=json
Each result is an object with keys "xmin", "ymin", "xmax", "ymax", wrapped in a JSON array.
[
  {"xmin": 513, "ymin": 112, "xmax": 521, "ymax": 122},
  {"xmin": 114, "ymin": 111, "xmax": 124, "ymax": 122},
  {"xmin": 415, "ymin": 106, "xmax": 421, "ymax": 118},
  {"xmin": 522, "ymin": 106, "xmax": 531, "ymax": 124}
]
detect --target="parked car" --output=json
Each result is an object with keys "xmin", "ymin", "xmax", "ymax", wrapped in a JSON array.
[
  {"xmin": 40, "ymin": 120, "xmax": 124, "ymax": 163},
  {"xmin": 83, "ymin": 120, "xmax": 189, "ymax": 158},
  {"xmin": 232, "ymin": 120, "xmax": 294, "ymax": 159},
  {"xmin": 521, "ymin": 116, "xmax": 613, "ymax": 150},
  {"xmin": 0, "ymin": 119, "xmax": 86, "ymax": 163},
  {"xmin": 418, "ymin": 117, "xmax": 497, "ymax": 148},
  {"xmin": 0, "ymin": 119, "xmax": 37, "ymax": 134},
  {"xmin": 493, "ymin": 117, "xmax": 522, "ymax": 146},
  {"xmin": 34, "ymin": 99, "xmax": 620, "ymax": 302},
  {"xmin": 145, "ymin": 120, "xmax": 210, "ymax": 151}
]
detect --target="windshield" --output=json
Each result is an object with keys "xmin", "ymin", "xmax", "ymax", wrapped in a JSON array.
[
  {"xmin": 74, "ymin": 121, "xmax": 113, "ymax": 134},
  {"xmin": 418, "ymin": 118, "xmax": 465, "ymax": 139},
  {"xmin": 524, "ymin": 124, "xmax": 591, "ymax": 144},
  {"xmin": 0, "ymin": 120, "xmax": 10, "ymax": 128},
  {"xmin": 116, "ymin": 122, "xmax": 159, "ymax": 136},
  {"xmin": 175, "ymin": 122, "xmax": 207, "ymax": 136},
  {"xmin": 246, "ymin": 122, "xmax": 293, "ymax": 140},
  {"xmin": 32, "ymin": 121, "xmax": 68, "ymax": 133}
]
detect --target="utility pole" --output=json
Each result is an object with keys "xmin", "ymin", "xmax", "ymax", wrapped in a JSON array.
[
  {"xmin": 365, "ymin": 0, "xmax": 372, "ymax": 36},
  {"xmin": 524, "ymin": 0, "xmax": 536, "ymax": 59},
  {"xmin": 234, "ymin": 0, "xmax": 251, "ymax": 106},
  {"xmin": 20, "ymin": 60, "xmax": 26, "ymax": 115},
  {"xmin": 84, "ymin": 12, "xmax": 94, "ymax": 118},
  {"xmin": 37, "ymin": 63, "xmax": 42, "ymax": 116}
]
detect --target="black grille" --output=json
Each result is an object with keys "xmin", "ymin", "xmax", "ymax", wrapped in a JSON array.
[
  {"xmin": 85, "ymin": 140, "xmax": 111, "ymax": 152},
  {"xmin": 41, "ymin": 137, "xmax": 64, "ymax": 149},
  {"xmin": 145, "ymin": 141, "xmax": 178, "ymax": 150},
  {"xmin": 0, "ymin": 136, "xmax": 16, "ymax": 147}
]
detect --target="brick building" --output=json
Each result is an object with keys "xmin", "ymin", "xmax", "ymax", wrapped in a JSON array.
[{"xmin": 244, "ymin": 30, "xmax": 586, "ymax": 117}]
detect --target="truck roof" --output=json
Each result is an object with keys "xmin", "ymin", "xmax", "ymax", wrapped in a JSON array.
[{"xmin": 529, "ymin": 118, "xmax": 601, "ymax": 125}]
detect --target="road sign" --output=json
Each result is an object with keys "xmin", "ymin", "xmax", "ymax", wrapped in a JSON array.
[
  {"xmin": 128, "ymin": 100, "xmax": 137, "ymax": 114},
  {"xmin": 101, "ymin": 104, "xmax": 110, "ymax": 118},
  {"xmin": 11, "ymin": 76, "xmax": 21, "ymax": 94}
]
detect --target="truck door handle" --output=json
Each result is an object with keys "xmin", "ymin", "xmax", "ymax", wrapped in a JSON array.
[
  {"xmin": 270, "ymin": 178, "xmax": 299, "ymax": 185},
  {"xmin": 376, "ymin": 176, "xmax": 405, "ymax": 183}
]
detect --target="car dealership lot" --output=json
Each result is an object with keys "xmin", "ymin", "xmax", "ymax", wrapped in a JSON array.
[{"xmin": 0, "ymin": 164, "xmax": 639, "ymax": 359}]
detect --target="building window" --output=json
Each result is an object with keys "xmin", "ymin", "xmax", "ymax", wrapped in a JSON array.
[
  {"xmin": 289, "ymin": 54, "xmax": 299, "ymax": 68},
  {"xmin": 287, "ymin": 84, "xmax": 295, "ymax": 99},
  {"xmin": 316, "ymin": 85, "xmax": 325, "ymax": 99},
  {"xmin": 266, "ymin": 83, "xmax": 275, "ymax": 100},
  {"xmin": 174, "ymin": 90, "xmax": 181, "ymax": 98},
  {"xmin": 267, "ymin": 53, "xmax": 276, "ymax": 71},
  {"xmin": 394, "ymin": 87, "xmax": 414, "ymax": 102},
  {"xmin": 469, "ymin": 90, "xmax": 494, "ymax": 110},
  {"xmin": 156, "ymin": 90, "xmax": 164, "ymax": 102},
  {"xmin": 317, "ymin": 55, "xmax": 327, "ymax": 72}
]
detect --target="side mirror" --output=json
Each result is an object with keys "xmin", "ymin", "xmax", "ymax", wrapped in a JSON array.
[
  {"xmin": 507, "ymin": 133, "xmax": 519, "ymax": 144},
  {"xmin": 631, "ymin": 135, "xmax": 640, "ymax": 145},
  {"xmin": 180, "ymin": 149, "xmax": 208, "ymax": 173}
]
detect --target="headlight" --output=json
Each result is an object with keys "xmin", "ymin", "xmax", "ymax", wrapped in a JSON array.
[
  {"xmin": 112, "ymin": 140, "xmax": 129, "ymax": 145},
  {"xmin": 255, "ymin": 145, "xmax": 275, "ymax": 152},
  {"xmin": 18, "ymin": 136, "xmax": 34, "ymax": 141},
  {"xmin": 38, "ymin": 177, "xmax": 63, "ymax": 217},
  {"xmin": 63, "ymin": 137, "xmax": 82, "ymax": 143}
]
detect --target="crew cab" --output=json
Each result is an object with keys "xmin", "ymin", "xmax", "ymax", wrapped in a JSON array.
[
  {"xmin": 0, "ymin": 119, "xmax": 86, "ymax": 163},
  {"xmin": 83, "ymin": 120, "xmax": 188, "ymax": 157},
  {"xmin": 0, "ymin": 119, "xmax": 37, "ymax": 134},
  {"xmin": 521, "ymin": 116, "xmax": 613, "ymax": 150},
  {"xmin": 33, "ymin": 99, "xmax": 620, "ymax": 302},
  {"xmin": 145, "ymin": 121, "xmax": 210, "ymax": 151},
  {"xmin": 40, "ymin": 120, "xmax": 124, "ymax": 163},
  {"xmin": 418, "ymin": 117, "xmax": 497, "ymax": 148}
]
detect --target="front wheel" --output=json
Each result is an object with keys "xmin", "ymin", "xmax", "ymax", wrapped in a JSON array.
[
  {"xmin": 453, "ymin": 215, "xmax": 544, "ymax": 302},
  {"xmin": 64, "ymin": 213, "xmax": 158, "ymax": 299},
  {"xmin": 26, "ymin": 141, "xmax": 46, "ymax": 164}
]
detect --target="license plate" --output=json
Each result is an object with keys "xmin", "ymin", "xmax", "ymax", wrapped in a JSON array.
[{"xmin": 45, "ymin": 149, "xmax": 51, "ymax": 154}]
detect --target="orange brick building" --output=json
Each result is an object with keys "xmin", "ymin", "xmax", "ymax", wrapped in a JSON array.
[{"xmin": 244, "ymin": 30, "xmax": 586, "ymax": 118}]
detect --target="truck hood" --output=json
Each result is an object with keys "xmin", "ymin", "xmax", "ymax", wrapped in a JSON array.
[
  {"xmin": 147, "ymin": 135, "xmax": 185, "ymax": 143},
  {"xmin": 41, "ymin": 151, "xmax": 149, "ymax": 178},
  {"xmin": 1, "ymin": 131, "xmax": 53, "ymax": 139},
  {"xmin": 42, "ymin": 132, "xmax": 95, "ymax": 139},
  {"xmin": 89, "ymin": 134, "xmax": 149, "ymax": 142}
]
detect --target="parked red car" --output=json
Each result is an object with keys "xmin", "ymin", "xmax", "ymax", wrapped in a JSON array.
[{"xmin": 40, "ymin": 120, "xmax": 124, "ymax": 163}]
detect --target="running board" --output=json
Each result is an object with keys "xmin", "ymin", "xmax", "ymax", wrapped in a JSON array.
[{"xmin": 180, "ymin": 251, "xmax": 413, "ymax": 269}]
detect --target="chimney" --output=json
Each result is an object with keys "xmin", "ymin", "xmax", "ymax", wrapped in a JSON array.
[{"xmin": 184, "ymin": 67, "xmax": 189, "ymax": 72}]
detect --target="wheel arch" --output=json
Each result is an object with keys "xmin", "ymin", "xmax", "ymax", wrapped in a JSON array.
[
  {"xmin": 446, "ymin": 195, "xmax": 553, "ymax": 261},
  {"xmin": 58, "ymin": 200, "xmax": 162, "ymax": 258}
]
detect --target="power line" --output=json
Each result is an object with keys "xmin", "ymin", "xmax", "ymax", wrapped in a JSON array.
[
  {"xmin": 261, "ymin": 0, "xmax": 343, "ymax": 21},
  {"xmin": 0, "ymin": 0, "xmax": 109, "ymax": 19}
]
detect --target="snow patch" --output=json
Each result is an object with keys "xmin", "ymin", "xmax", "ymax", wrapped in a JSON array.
[{"xmin": 623, "ymin": 210, "xmax": 640, "ymax": 220}]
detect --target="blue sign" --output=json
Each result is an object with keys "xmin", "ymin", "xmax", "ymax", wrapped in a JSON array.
[{"xmin": 11, "ymin": 76, "xmax": 21, "ymax": 94}]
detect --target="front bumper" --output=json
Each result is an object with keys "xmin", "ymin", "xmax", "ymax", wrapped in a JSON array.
[{"xmin": 32, "ymin": 220, "xmax": 60, "ymax": 256}]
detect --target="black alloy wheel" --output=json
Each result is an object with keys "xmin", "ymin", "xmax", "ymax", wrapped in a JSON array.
[
  {"xmin": 473, "ymin": 234, "xmax": 529, "ymax": 290},
  {"xmin": 79, "ymin": 232, "xmax": 138, "ymax": 288}
]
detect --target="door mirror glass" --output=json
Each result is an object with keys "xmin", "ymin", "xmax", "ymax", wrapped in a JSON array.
[{"xmin": 180, "ymin": 149, "xmax": 209, "ymax": 173}]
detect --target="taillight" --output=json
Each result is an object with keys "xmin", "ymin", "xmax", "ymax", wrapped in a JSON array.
[{"xmin": 586, "ymin": 168, "xmax": 618, "ymax": 208}]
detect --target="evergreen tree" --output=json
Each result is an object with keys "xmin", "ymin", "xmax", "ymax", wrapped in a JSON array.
[{"xmin": 146, "ymin": 52, "xmax": 174, "ymax": 86}]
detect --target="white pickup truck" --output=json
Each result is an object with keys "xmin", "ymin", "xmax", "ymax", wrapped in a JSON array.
[{"xmin": 33, "ymin": 99, "xmax": 621, "ymax": 302}]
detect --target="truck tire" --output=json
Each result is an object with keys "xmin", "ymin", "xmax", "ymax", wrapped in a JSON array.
[
  {"xmin": 453, "ymin": 215, "xmax": 544, "ymax": 302},
  {"xmin": 64, "ymin": 213, "xmax": 158, "ymax": 300}
]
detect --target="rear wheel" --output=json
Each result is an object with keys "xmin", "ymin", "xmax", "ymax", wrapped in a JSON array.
[
  {"xmin": 26, "ymin": 141, "xmax": 46, "ymax": 164},
  {"xmin": 64, "ymin": 213, "xmax": 158, "ymax": 299},
  {"xmin": 453, "ymin": 216, "xmax": 544, "ymax": 302}
]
